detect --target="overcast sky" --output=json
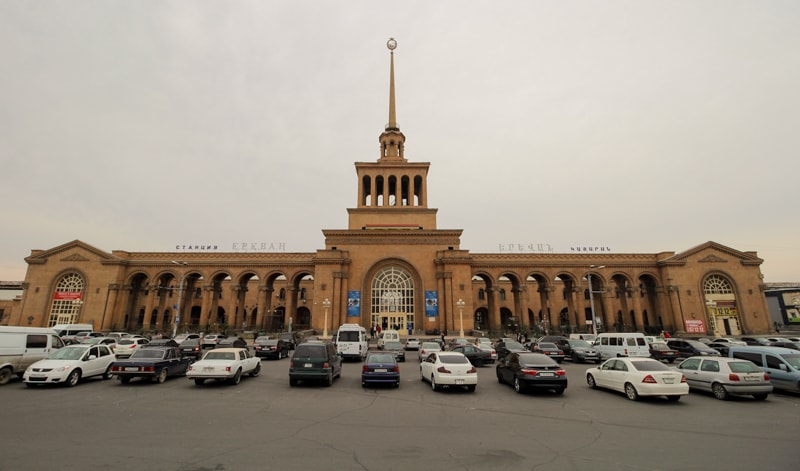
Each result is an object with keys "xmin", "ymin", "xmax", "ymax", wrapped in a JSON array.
[{"xmin": 2, "ymin": 1, "xmax": 799, "ymax": 283}]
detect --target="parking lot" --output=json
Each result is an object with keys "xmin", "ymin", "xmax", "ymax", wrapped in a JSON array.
[{"xmin": 2, "ymin": 348, "xmax": 798, "ymax": 471}]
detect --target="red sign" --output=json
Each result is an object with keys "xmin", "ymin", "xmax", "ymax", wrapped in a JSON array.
[
  {"xmin": 54, "ymin": 292, "xmax": 82, "ymax": 301},
  {"xmin": 684, "ymin": 319, "xmax": 705, "ymax": 333}
]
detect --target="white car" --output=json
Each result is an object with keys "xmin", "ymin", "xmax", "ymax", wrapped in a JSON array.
[
  {"xmin": 115, "ymin": 337, "xmax": 150, "ymax": 358},
  {"xmin": 23, "ymin": 344, "xmax": 116, "ymax": 387},
  {"xmin": 713, "ymin": 338, "xmax": 747, "ymax": 346},
  {"xmin": 419, "ymin": 351, "xmax": 477, "ymax": 392},
  {"xmin": 585, "ymin": 357, "xmax": 689, "ymax": 401},
  {"xmin": 418, "ymin": 342, "xmax": 442, "ymax": 362},
  {"xmin": 404, "ymin": 337, "xmax": 421, "ymax": 350},
  {"xmin": 186, "ymin": 348, "xmax": 261, "ymax": 386}
]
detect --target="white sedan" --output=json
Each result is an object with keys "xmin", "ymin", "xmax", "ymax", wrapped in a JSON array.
[
  {"xmin": 419, "ymin": 351, "xmax": 478, "ymax": 392},
  {"xmin": 186, "ymin": 348, "xmax": 261, "ymax": 386},
  {"xmin": 585, "ymin": 357, "xmax": 689, "ymax": 401},
  {"xmin": 23, "ymin": 344, "xmax": 116, "ymax": 387}
]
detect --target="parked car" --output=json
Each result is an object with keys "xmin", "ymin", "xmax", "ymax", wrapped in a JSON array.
[
  {"xmin": 114, "ymin": 337, "xmax": 150, "ymax": 358},
  {"xmin": 495, "ymin": 340, "xmax": 526, "ymax": 362},
  {"xmin": 107, "ymin": 332, "xmax": 130, "ymax": 340},
  {"xmin": 418, "ymin": 342, "xmax": 442, "ymax": 362},
  {"xmin": 404, "ymin": 337, "xmax": 421, "ymax": 350},
  {"xmin": 529, "ymin": 342, "xmax": 565, "ymax": 363},
  {"xmin": 472, "ymin": 340, "xmax": 498, "ymax": 364},
  {"xmin": 279, "ymin": 332, "xmax": 299, "ymax": 350},
  {"xmin": 419, "ymin": 351, "xmax": 477, "ymax": 392},
  {"xmin": 23, "ymin": 344, "xmax": 115, "ymax": 387},
  {"xmin": 739, "ymin": 336, "xmax": 772, "ymax": 346},
  {"xmin": 187, "ymin": 348, "xmax": 261, "ymax": 386},
  {"xmin": 383, "ymin": 341, "xmax": 406, "ymax": 362},
  {"xmin": 173, "ymin": 333, "xmax": 201, "ymax": 345},
  {"xmin": 585, "ymin": 358, "xmax": 689, "ymax": 401},
  {"xmin": 80, "ymin": 337, "xmax": 118, "ymax": 351},
  {"xmin": 254, "ymin": 338, "xmax": 289, "ymax": 359},
  {"xmin": 557, "ymin": 339, "xmax": 600, "ymax": 364},
  {"xmin": 675, "ymin": 356, "xmax": 772, "ymax": 400},
  {"xmin": 111, "ymin": 343, "xmax": 192, "ymax": 384},
  {"xmin": 179, "ymin": 339, "xmax": 203, "ymax": 360},
  {"xmin": 446, "ymin": 338, "xmax": 470, "ymax": 350},
  {"xmin": 711, "ymin": 337, "xmax": 747, "ymax": 346},
  {"xmin": 1, "ymin": 326, "xmax": 65, "ymax": 385},
  {"xmin": 289, "ymin": 341, "xmax": 342, "ymax": 387},
  {"xmin": 707, "ymin": 342, "xmax": 731, "ymax": 356},
  {"xmin": 361, "ymin": 352, "xmax": 400, "ymax": 388},
  {"xmin": 449, "ymin": 345, "xmax": 492, "ymax": 367},
  {"xmin": 728, "ymin": 346, "xmax": 800, "ymax": 392},
  {"xmin": 769, "ymin": 341, "xmax": 800, "ymax": 350},
  {"xmin": 649, "ymin": 342, "xmax": 680, "ymax": 363},
  {"xmin": 201, "ymin": 334, "xmax": 227, "ymax": 349},
  {"xmin": 215, "ymin": 337, "xmax": 248, "ymax": 349},
  {"xmin": 496, "ymin": 352, "xmax": 567, "ymax": 395},
  {"xmin": 666, "ymin": 339, "xmax": 721, "ymax": 359}
]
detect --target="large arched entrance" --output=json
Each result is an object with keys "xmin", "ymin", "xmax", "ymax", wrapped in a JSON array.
[{"xmin": 370, "ymin": 266, "xmax": 415, "ymax": 335}]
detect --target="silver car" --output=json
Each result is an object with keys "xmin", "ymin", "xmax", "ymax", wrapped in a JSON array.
[{"xmin": 676, "ymin": 356, "xmax": 772, "ymax": 400}]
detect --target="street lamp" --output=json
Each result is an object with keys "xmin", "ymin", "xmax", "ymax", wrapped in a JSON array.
[
  {"xmin": 171, "ymin": 261, "xmax": 188, "ymax": 339},
  {"xmin": 587, "ymin": 265, "xmax": 605, "ymax": 337},
  {"xmin": 322, "ymin": 298, "xmax": 331, "ymax": 338},
  {"xmin": 456, "ymin": 298, "xmax": 466, "ymax": 338},
  {"xmin": 71, "ymin": 299, "xmax": 84, "ymax": 323}
]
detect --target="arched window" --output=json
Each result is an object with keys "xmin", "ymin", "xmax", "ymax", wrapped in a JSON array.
[
  {"xmin": 371, "ymin": 267, "xmax": 414, "ymax": 313},
  {"xmin": 704, "ymin": 275, "xmax": 733, "ymax": 294},
  {"xmin": 48, "ymin": 273, "xmax": 85, "ymax": 326}
]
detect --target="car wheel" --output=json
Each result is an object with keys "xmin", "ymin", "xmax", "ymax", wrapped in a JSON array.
[
  {"xmin": 466, "ymin": 384, "xmax": 476, "ymax": 392},
  {"xmin": 752, "ymin": 393, "xmax": 768, "ymax": 401},
  {"xmin": 595, "ymin": 360, "xmax": 602, "ymax": 364},
  {"xmin": 666, "ymin": 395, "xmax": 681, "ymax": 402},
  {"xmin": 514, "ymin": 377, "xmax": 525, "ymax": 394},
  {"xmin": 624, "ymin": 382, "xmax": 640, "ymax": 401},
  {"xmin": 156, "ymin": 368, "xmax": 168, "ymax": 384},
  {"xmin": 712, "ymin": 382, "xmax": 729, "ymax": 400},
  {"xmin": 66, "ymin": 369, "xmax": 81, "ymax": 387},
  {"xmin": 668, "ymin": 359, "xmax": 675, "ymax": 364},
  {"xmin": 289, "ymin": 378, "xmax": 298, "ymax": 387},
  {"xmin": 420, "ymin": 368, "xmax": 425, "ymax": 381},
  {"xmin": 250, "ymin": 363, "xmax": 261, "ymax": 377},
  {"xmin": 394, "ymin": 381, "xmax": 400, "ymax": 388},
  {"xmin": 102, "ymin": 365, "xmax": 113, "ymax": 380},
  {"xmin": 0, "ymin": 367, "xmax": 13, "ymax": 386},
  {"xmin": 586, "ymin": 374, "xmax": 597, "ymax": 389},
  {"xmin": 229, "ymin": 369, "xmax": 242, "ymax": 385},
  {"xmin": 120, "ymin": 376, "xmax": 131, "ymax": 384},
  {"xmin": 324, "ymin": 372, "xmax": 333, "ymax": 387},
  {"xmin": 430, "ymin": 375, "xmax": 439, "ymax": 391},
  {"xmin": 194, "ymin": 378, "xmax": 205, "ymax": 386},
  {"xmin": 497, "ymin": 370, "xmax": 504, "ymax": 384},
  {"xmin": 554, "ymin": 387, "xmax": 565, "ymax": 396}
]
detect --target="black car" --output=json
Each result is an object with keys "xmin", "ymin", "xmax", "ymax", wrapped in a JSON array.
[
  {"xmin": 769, "ymin": 341, "xmax": 800, "ymax": 351},
  {"xmin": 254, "ymin": 337, "xmax": 289, "ymax": 359},
  {"xmin": 707, "ymin": 342, "xmax": 731, "ymax": 356},
  {"xmin": 179, "ymin": 338, "xmax": 203, "ymax": 360},
  {"xmin": 280, "ymin": 332, "xmax": 299, "ymax": 350},
  {"xmin": 494, "ymin": 340, "xmax": 526, "ymax": 362},
  {"xmin": 496, "ymin": 352, "xmax": 567, "ymax": 395},
  {"xmin": 666, "ymin": 339, "xmax": 721, "ymax": 359},
  {"xmin": 449, "ymin": 345, "xmax": 492, "ymax": 367},
  {"xmin": 739, "ymin": 336, "xmax": 771, "ymax": 346},
  {"xmin": 289, "ymin": 341, "xmax": 343, "ymax": 387},
  {"xmin": 556, "ymin": 339, "xmax": 600, "ymax": 363},
  {"xmin": 648, "ymin": 342, "xmax": 680, "ymax": 363},
  {"xmin": 216, "ymin": 337, "xmax": 248, "ymax": 349}
]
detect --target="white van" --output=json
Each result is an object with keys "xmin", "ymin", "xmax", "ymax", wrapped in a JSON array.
[
  {"xmin": 569, "ymin": 333, "xmax": 597, "ymax": 343},
  {"xmin": 377, "ymin": 330, "xmax": 400, "ymax": 350},
  {"xmin": 594, "ymin": 332, "xmax": 650, "ymax": 360},
  {"xmin": 335, "ymin": 324, "xmax": 369, "ymax": 361},
  {"xmin": 729, "ymin": 346, "xmax": 800, "ymax": 392},
  {"xmin": 51, "ymin": 323, "xmax": 94, "ymax": 337},
  {"xmin": 0, "ymin": 326, "xmax": 66, "ymax": 385}
]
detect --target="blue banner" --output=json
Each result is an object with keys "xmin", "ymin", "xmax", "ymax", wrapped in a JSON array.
[
  {"xmin": 425, "ymin": 291, "xmax": 438, "ymax": 317},
  {"xmin": 347, "ymin": 291, "xmax": 361, "ymax": 317}
]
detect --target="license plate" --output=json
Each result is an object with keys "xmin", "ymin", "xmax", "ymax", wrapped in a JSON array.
[
  {"xmin": 304, "ymin": 363, "xmax": 312, "ymax": 368},
  {"xmin": 663, "ymin": 378, "xmax": 675, "ymax": 384},
  {"xmin": 745, "ymin": 376, "xmax": 760, "ymax": 382},
  {"xmin": 539, "ymin": 372, "xmax": 555, "ymax": 377},
  {"xmin": 455, "ymin": 379, "xmax": 464, "ymax": 385},
  {"xmin": 374, "ymin": 368, "xmax": 387, "ymax": 373},
  {"xmin": 125, "ymin": 367, "xmax": 139, "ymax": 372},
  {"xmin": 30, "ymin": 374, "xmax": 45, "ymax": 378},
  {"xmin": 203, "ymin": 367, "xmax": 215, "ymax": 372}
]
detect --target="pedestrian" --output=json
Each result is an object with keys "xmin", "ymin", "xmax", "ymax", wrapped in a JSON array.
[{"xmin": 370, "ymin": 324, "xmax": 376, "ymax": 340}]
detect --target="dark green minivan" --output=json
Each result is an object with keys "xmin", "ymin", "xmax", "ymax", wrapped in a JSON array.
[{"xmin": 289, "ymin": 341, "xmax": 342, "ymax": 387}]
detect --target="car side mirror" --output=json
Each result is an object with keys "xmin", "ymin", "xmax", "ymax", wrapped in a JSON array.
[
  {"xmin": 780, "ymin": 364, "xmax": 788, "ymax": 371},
  {"xmin": 86, "ymin": 355, "xmax": 97, "ymax": 361}
]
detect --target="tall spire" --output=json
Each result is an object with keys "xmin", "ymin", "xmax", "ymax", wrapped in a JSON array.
[{"xmin": 387, "ymin": 38, "xmax": 398, "ymax": 130}]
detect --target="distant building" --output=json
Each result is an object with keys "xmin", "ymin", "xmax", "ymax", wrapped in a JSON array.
[
  {"xmin": 9, "ymin": 40, "xmax": 773, "ymax": 337},
  {"xmin": 0, "ymin": 281, "xmax": 23, "ymax": 326},
  {"xmin": 764, "ymin": 283, "xmax": 800, "ymax": 332}
]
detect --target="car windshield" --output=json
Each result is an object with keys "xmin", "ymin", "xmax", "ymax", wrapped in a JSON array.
[
  {"xmin": 204, "ymin": 351, "xmax": 236, "ymax": 361},
  {"xmin": 538, "ymin": 343, "xmax": 557, "ymax": 349},
  {"xmin": 439, "ymin": 354, "xmax": 469, "ymax": 364},
  {"xmin": 728, "ymin": 361, "xmax": 761, "ymax": 373},
  {"xmin": 130, "ymin": 349, "xmax": 166, "ymax": 359},
  {"xmin": 519, "ymin": 353, "xmax": 557, "ymax": 366},
  {"xmin": 47, "ymin": 347, "xmax": 88, "ymax": 360},
  {"xmin": 118, "ymin": 339, "xmax": 135, "ymax": 345},
  {"xmin": 650, "ymin": 343, "xmax": 670, "ymax": 351},
  {"xmin": 630, "ymin": 360, "xmax": 671, "ymax": 371},
  {"xmin": 421, "ymin": 343, "xmax": 440, "ymax": 350},
  {"xmin": 384, "ymin": 342, "xmax": 402, "ymax": 349},
  {"xmin": 367, "ymin": 354, "xmax": 395, "ymax": 363},
  {"xmin": 686, "ymin": 340, "xmax": 708, "ymax": 349},
  {"xmin": 255, "ymin": 337, "xmax": 271, "ymax": 342},
  {"xmin": 783, "ymin": 355, "xmax": 800, "ymax": 369},
  {"xmin": 504, "ymin": 341, "xmax": 524, "ymax": 349},
  {"xmin": 570, "ymin": 340, "xmax": 591, "ymax": 348},
  {"xmin": 295, "ymin": 345, "xmax": 327, "ymax": 358},
  {"xmin": 338, "ymin": 331, "xmax": 361, "ymax": 342}
]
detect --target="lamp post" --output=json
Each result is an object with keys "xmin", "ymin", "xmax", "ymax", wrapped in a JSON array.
[
  {"xmin": 587, "ymin": 265, "xmax": 605, "ymax": 337},
  {"xmin": 71, "ymin": 299, "xmax": 84, "ymax": 324},
  {"xmin": 322, "ymin": 298, "xmax": 331, "ymax": 338},
  {"xmin": 456, "ymin": 298, "xmax": 465, "ymax": 338},
  {"xmin": 706, "ymin": 299, "xmax": 719, "ymax": 337},
  {"xmin": 171, "ymin": 261, "xmax": 188, "ymax": 339}
]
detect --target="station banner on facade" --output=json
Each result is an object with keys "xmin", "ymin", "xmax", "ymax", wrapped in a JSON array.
[
  {"xmin": 425, "ymin": 291, "xmax": 438, "ymax": 317},
  {"xmin": 684, "ymin": 319, "xmax": 706, "ymax": 333},
  {"xmin": 54, "ymin": 292, "xmax": 82, "ymax": 301},
  {"xmin": 347, "ymin": 291, "xmax": 361, "ymax": 317}
]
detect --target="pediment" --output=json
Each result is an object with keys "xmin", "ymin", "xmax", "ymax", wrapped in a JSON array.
[
  {"xmin": 25, "ymin": 239, "xmax": 120, "ymax": 265},
  {"xmin": 660, "ymin": 241, "xmax": 763, "ymax": 266}
]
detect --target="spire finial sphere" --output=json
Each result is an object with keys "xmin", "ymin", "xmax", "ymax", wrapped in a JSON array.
[{"xmin": 387, "ymin": 38, "xmax": 397, "ymax": 50}]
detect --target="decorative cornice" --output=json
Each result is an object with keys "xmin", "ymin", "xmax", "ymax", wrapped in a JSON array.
[
  {"xmin": 62, "ymin": 253, "xmax": 90, "ymax": 262},
  {"xmin": 698, "ymin": 254, "xmax": 727, "ymax": 263}
]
